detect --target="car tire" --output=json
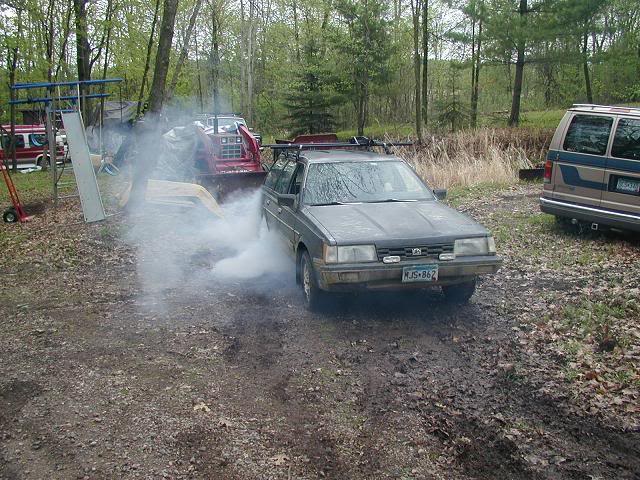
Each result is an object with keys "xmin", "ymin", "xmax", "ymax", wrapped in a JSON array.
[
  {"xmin": 3, "ymin": 208, "xmax": 18, "ymax": 223},
  {"xmin": 36, "ymin": 154, "xmax": 51, "ymax": 167},
  {"xmin": 442, "ymin": 279, "xmax": 476, "ymax": 304},
  {"xmin": 300, "ymin": 251, "xmax": 325, "ymax": 311}
]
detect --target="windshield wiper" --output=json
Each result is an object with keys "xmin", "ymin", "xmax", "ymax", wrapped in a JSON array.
[
  {"xmin": 367, "ymin": 198, "xmax": 419, "ymax": 203},
  {"xmin": 308, "ymin": 201, "xmax": 350, "ymax": 206}
]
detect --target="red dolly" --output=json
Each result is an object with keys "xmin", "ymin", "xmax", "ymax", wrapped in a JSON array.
[{"xmin": 1, "ymin": 164, "xmax": 31, "ymax": 223}]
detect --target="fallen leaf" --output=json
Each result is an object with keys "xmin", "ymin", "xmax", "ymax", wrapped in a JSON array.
[
  {"xmin": 193, "ymin": 402, "xmax": 211, "ymax": 413},
  {"xmin": 270, "ymin": 453, "xmax": 289, "ymax": 466}
]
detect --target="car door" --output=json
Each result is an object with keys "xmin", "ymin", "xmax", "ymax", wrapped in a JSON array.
[
  {"xmin": 553, "ymin": 113, "xmax": 614, "ymax": 208},
  {"xmin": 277, "ymin": 162, "xmax": 306, "ymax": 253},
  {"xmin": 600, "ymin": 116, "xmax": 640, "ymax": 215},
  {"xmin": 270, "ymin": 157, "xmax": 299, "ymax": 253},
  {"xmin": 262, "ymin": 155, "xmax": 287, "ymax": 230}
]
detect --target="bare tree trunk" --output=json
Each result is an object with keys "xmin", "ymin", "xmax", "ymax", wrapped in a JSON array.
[
  {"xmin": 411, "ymin": 0, "xmax": 422, "ymax": 143},
  {"xmin": 246, "ymin": 0, "xmax": 256, "ymax": 124},
  {"xmin": 211, "ymin": 0, "xmax": 221, "ymax": 116},
  {"xmin": 471, "ymin": 18, "xmax": 482, "ymax": 127},
  {"xmin": 421, "ymin": 0, "xmax": 428, "ymax": 125},
  {"xmin": 8, "ymin": 9, "xmax": 22, "ymax": 172},
  {"xmin": 239, "ymin": 0, "xmax": 247, "ymax": 115},
  {"xmin": 73, "ymin": 0, "xmax": 92, "ymax": 120},
  {"xmin": 292, "ymin": 0, "xmax": 300, "ymax": 62},
  {"xmin": 508, "ymin": 0, "xmax": 527, "ymax": 127},
  {"xmin": 137, "ymin": 0, "xmax": 161, "ymax": 118},
  {"xmin": 100, "ymin": 0, "xmax": 114, "ymax": 124},
  {"xmin": 582, "ymin": 32, "xmax": 593, "ymax": 103},
  {"xmin": 55, "ymin": 0, "xmax": 74, "ymax": 80},
  {"xmin": 46, "ymin": 0, "xmax": 55, "ymax": 82},
  {"xmin": 194, "ymin": 32, "xmax": 204, "ymax": 112},
  {"xmin": 147, "ymin": 0, "xmax": 179, "ymax": 115},
  {"xmin": 167, "ymin": 0, "xmax": 204, "ymax": 99}
]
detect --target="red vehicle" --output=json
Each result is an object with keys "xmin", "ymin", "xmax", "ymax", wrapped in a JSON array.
[
  {"xmin": 0, "ymin": 124, "xmax": 66, "ymax": 167},
  {"xmin": 194, "ymin": 122, "xmax": 266, "ymax": 198}
]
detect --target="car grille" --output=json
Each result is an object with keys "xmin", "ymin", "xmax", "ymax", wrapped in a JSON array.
[
  {"xmin": 220, "ymin": 144, "xmax": 242, "ymax": 159},
  {"xmin": 377, "ymin": 243, "xmax": 454, "ymax": 261}
]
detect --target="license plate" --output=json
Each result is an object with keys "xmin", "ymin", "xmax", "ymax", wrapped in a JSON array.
[
  {"xmin": 402, "ymin": 264, "xmax": 439, "ymax": 283},
  {"xmin": 616, "ymin": 178, "xmax": 640, "ymax": 194}
]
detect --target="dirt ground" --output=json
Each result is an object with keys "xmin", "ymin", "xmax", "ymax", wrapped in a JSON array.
[{"xmin": 1, "ymin": 183, "xmax": 639, "ymax": 479}]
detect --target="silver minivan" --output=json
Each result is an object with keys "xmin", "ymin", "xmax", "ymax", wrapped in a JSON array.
[{"xmin": 540, "ymin": 104, "xmax": 640, "ymax": 232}]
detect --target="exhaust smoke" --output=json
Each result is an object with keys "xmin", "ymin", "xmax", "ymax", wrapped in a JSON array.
[{"xmin": 116, "ymin": 111, "xmax": 293, "ymax": 311}]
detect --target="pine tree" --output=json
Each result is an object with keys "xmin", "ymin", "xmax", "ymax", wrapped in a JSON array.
[{"xmin": 284, "ymin": 40, "xmax": 339, "ymax": 136}]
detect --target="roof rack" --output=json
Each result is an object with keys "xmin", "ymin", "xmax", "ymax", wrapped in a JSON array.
[
  {"xmin": 571, "ymin": 104, "xmax": 640, "ymax": 113},
  {"xmin": 262, "ymin": 137, "xmax": 413, "ymax": 165}
]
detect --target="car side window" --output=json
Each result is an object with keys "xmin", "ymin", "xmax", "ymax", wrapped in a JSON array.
[
  {"xmin": 274, "ymin": 158, "xmax": 296, "ymax": 194},
  {"xmin": 264, "ymin": 155, "xmax": 287, "ymax": 190},
  {"xmin": 289, "ymin": 164, "xmax": 305, "ymax": 195},
  {"xmin": 611, "ymin": 118, "xmax": 640, "ymax": 161},
  {"xmin": 563, "ymin": 115, "xmax": 613, "ymax": 156}
]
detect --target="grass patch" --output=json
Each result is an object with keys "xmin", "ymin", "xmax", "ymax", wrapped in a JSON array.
[
  {"xmin": 519, "ymin": 109, "xmax": 565, "ymax": 129},
  {"xmin": 446, "ymin": 182, "xmax": 511, "ymax": 208},
  {"xmin": 0, "ymin": 170, "xmax": 56, "ymax": 205},
  {"xmin": 336, "ymin": 123, "xmax": 414, "ymax": 140}
]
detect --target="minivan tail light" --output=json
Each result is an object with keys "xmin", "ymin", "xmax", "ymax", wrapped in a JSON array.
[{"xmin": 543, "ymin": 159, "xmax": 553, "ymax": 184}]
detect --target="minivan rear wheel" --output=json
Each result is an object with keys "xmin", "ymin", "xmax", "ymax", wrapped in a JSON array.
[
  {"xmin": 442, "ymin": 279, "xmax": 476, "ymax": 304},
  {"xmin": 36, "ymin": 154, "xmax": 51, "ymax": 167}
]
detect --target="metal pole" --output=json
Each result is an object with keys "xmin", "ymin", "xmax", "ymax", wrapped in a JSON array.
[
  {"xmin": 46, "ymin": 102, "xmax": 57, "ymax": 206},
  {"xmin": 9, "ymin": 94, "xmax": 17, "ymax": 172}
]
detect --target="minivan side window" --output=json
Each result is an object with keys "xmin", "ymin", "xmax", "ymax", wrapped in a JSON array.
[
  {"xmin": 0, "ymin": 134, "xmax": 26, "ymax": 150},
  {"xmin": 611, "ymin": 118, "xmax": 640, "ymax": 161},
  {"xmin": 563, "ymin": 115, "xmax": 613, "ymax": 156},
  {"xmin": 29, "ymin": 133, "xmax": 48, "ymax": 147}
]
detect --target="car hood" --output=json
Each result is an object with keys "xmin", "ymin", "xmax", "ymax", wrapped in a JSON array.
[{"xmin": 304, "ymin": 201, "xmax": 488, "ymax": 245}]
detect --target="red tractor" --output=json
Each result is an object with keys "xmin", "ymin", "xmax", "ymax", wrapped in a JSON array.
[{"xmin": 194, "ymin": 121, "xmax": 266, "ymax": 200}]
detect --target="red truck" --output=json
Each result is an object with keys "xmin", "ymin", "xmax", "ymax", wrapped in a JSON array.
[{"xmin": 0, "ymin": 124, "xmax": 66, "ymax": 167}]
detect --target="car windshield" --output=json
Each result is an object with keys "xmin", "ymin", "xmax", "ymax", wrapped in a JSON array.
[{"xmin": 303, "ymin": 160, "xmax": 434, "ymax": 205}]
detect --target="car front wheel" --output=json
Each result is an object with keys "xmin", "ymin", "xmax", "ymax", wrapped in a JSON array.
[
  {"xmin": 442, "ymin": 279, "xmax": 476, "ymax": 304},
  {"xmin": 300, "ymin": 251, "xmax": 325, "ymax": 311}
]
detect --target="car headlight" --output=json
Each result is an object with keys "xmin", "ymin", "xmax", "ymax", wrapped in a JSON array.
[
  {"xmin": 323, "ymin": 244, "xmax": 377, "ymax": 263},
  {"xmin": 454, "ymin": 236, "xmax": 496, "ymax": 256}
]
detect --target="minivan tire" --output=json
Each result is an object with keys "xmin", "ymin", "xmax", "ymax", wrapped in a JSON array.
[
  {"xmin": 442, "ymin": 279, "xmax": 476, "ymax": 304},
  {"xmin": 36, "ymin": 154, "xmax": 51, "ymax": 167},
  {"xmin": 300, "ymin": 251, "xmax": 326, "ymax": 311}
]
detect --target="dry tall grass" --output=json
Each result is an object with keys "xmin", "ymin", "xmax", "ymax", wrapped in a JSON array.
[{"xmin": 394, "ymin": 128, "xmax": 553, "ymax": 189}]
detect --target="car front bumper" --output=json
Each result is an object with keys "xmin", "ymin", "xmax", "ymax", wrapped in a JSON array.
[
  {"xmin": 313, "ymin": 256, "xmax": 503, "ymax": 292},
  {"xmin": 540, "ymin": 197, "xmax": 640, "ymax": 232}
]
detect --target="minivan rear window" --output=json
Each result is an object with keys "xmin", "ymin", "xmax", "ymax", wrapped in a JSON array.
[
  {"xmin": 611, "ymin": 118, "xmax": 640, "ymax": 161},
  {"xmin": 563, "ymin": 115, "xmax": 613, "ymax": 156}
]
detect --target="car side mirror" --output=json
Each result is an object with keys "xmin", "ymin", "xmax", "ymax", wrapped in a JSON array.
[
  {"xmin": 433, "ymin": 189, "xmax": 447, "ymax": 200},
  {"xmin": 277, "ymin": 193, "xmax": 296, "ymax": 208}
]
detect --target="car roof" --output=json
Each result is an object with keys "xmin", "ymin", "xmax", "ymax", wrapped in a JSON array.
[
  {"xmin": 569, "ymin": 104, "xmax": 640, "ymax": 118},
  {"xmin": 299, "ymin": 149, "xmax": 402, "ymax": 163}
]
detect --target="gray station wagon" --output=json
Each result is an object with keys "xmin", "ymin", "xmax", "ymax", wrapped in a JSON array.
[
  {"xmin": 261, "ymin": 148, "xmax": 502, "ymax": 310},
  {"xmin": 540, "ymin": 104, "xmax": 640, "ymax": 232}
]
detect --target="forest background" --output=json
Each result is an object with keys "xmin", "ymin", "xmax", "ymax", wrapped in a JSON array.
[{"xmin": 1, "ymin": 0, "xmax": 639, "ymax": 140}]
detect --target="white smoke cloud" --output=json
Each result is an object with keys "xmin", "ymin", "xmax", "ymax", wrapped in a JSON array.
[{"xmin": 125, "ymin": 188, "xmax": 294, "ymax": 310}]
